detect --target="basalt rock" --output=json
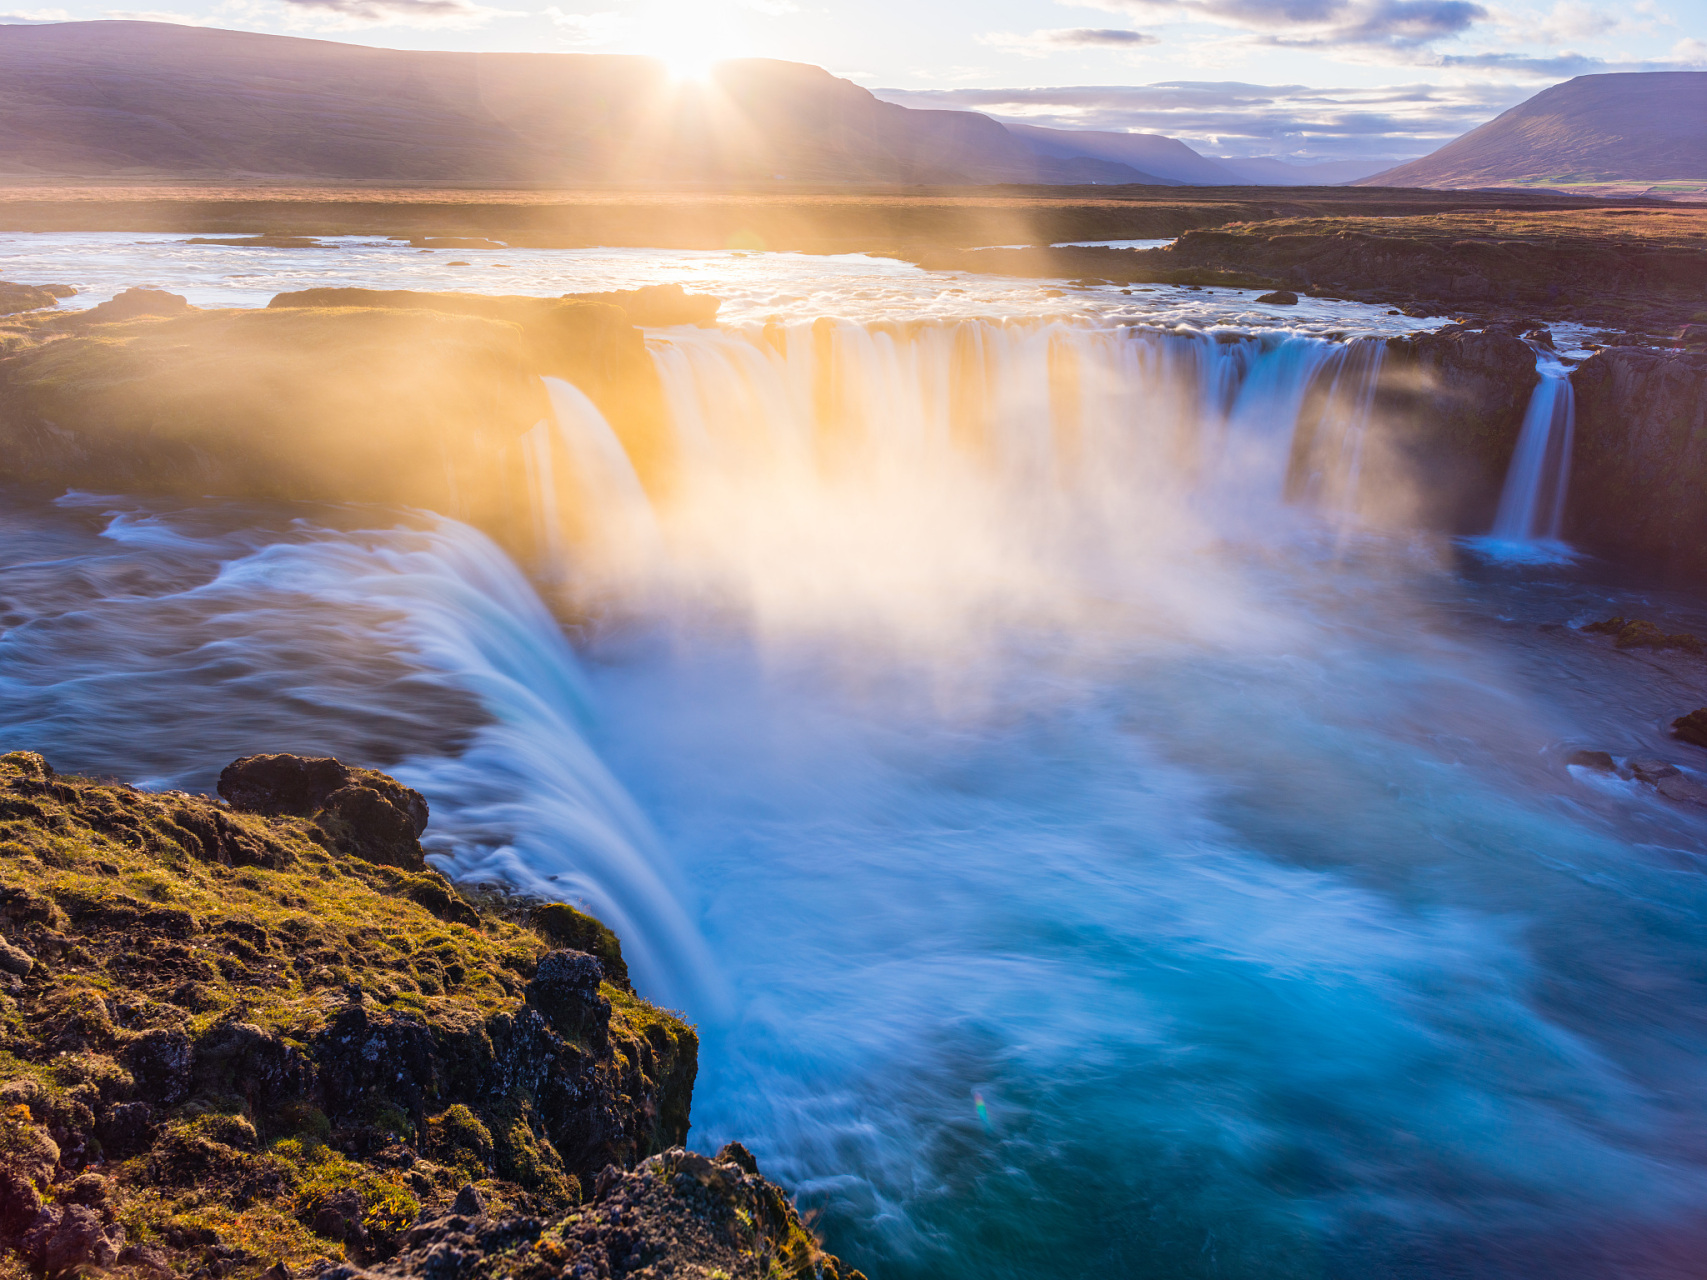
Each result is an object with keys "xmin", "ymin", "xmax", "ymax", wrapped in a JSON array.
[
  {"xmin": 219, "ymin": 754, "xmax": 430, "ymax": 872},
  {"xmin": 1673, "ymin": 709, "xmax": 1707, "ymax": 749},
  {"xmin": 1583, "ymin": 617, "xmax": 1705, "ymax": 654},
  {"xmin": 1369, "ymin": 324, "xmax": 1541, "ymax": 530},
  {"xmin": 0, "ymin": 750, "xmax": 711, "ymax": 1280},
  {"xmin": 1569, "ymin": 347, "xmax": 1707, "ymax": 580},
  {"xmin": 323, "ymin": 1146, "xmax": 865, "ymax": 1280}
]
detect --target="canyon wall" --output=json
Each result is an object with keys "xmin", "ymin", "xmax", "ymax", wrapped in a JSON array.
[{"xmin": 1570, "ymin": 347, "xmax": 1707, "ymax": 576}]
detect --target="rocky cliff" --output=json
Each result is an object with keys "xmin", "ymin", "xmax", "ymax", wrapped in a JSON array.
[
  {"xmin": 0, "ymin": 285, "xmax": 711, "ymax": 561},
  {"xmin": 0, "ymin": 750, "xmax": 858, "ymax": 1280},
  {"xmin": 1570, "ymin": 347, "xmax": 1707, "ymax": 576}
]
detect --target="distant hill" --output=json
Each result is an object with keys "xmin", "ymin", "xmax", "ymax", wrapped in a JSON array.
[
  {"xmin": 1215, "ymin": 156, "xmax": 1407, "ymax": 185},
  {"xmin": 0, "ymin": 20, "xmax": 1171, "ymax": 187},
  {"xmin": 1358, "ymin": 72, "xmax": 1707, "ymax": 188},
  {"xmin": 1001, "ymin": 123, "xmax": 1222, "ymax": 185}
]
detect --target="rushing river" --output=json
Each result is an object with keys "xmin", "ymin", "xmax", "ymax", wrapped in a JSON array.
[{"xmin": 4, "ymin": 239, "xmax": 1707, "ymax": 1279}]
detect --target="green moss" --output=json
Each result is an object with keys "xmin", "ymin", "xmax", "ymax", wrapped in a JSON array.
[
  {"xmin": 427, "ymin": 1104, "xmax": 493, "ymax": 1180},
  {"xmin": 531, "ymin": 904, "xmax": 630, "ymax": 990}
]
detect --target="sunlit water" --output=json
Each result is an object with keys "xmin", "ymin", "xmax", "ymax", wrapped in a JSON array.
[
  {"xmin": 1, "ymin": 231, "xmax": 1445, "ymax": 333},
  {"xmin": 2, "ymin": 239, "xmax": 1705, "ymax": 1279}
]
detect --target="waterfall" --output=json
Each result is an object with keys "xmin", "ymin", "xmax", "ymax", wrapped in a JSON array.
[
  {"xmin": 528, "ymin": 320, "xmax": 1393, "ymax": 642},
  {"xmin": 1489, "ymin": 351, "xmax": 1576, "ymax": 548}
]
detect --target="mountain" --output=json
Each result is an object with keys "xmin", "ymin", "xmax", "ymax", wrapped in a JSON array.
[
  {"xmin": 1000, "ymin": 123, "xmax": 1225, "ymax": 185},
  {"xmin": 1215, "ymin": 156, "xmax": 1411, "ymax": 185},
  {"xmin": 1357, "ymin": 72, "xmax": 1707, "ymax": 188},
  {"xmin": 0, "ymin": 20, "xmax": 1163, "ymax": 186}
]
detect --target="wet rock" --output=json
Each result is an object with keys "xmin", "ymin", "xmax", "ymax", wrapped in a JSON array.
[
  {"xmin": 1570, "ymin": 349, "xmax": 1707, "ymax": 579},
  {"xmin": 327, "ymin": 1147, "xmax": 865, "ymax": 1280},
  {"xmin": 0, "ymin": 282, "xmax": 63, "ymax": 317},
  {"xmin": 1673, "ymin": 708, "xmax": 1707, "ymax": 748},
  {"xmin": 1255, "ymin": 290, "xmax": 1298, "ymax": 305},
  {"xmin": 22, "ymin": 1202, "xmax": 124, "ymax": 1272},
  {"xmin": 1566, "ymin": 749, "xmax": 1616, "ymax": 772},
  {"xmin": 1655, "ymin": 774, "xmax": 1707, "ymax": 806},
  {"xmin": 1628, "ymin": 759, "xmax": 1681, "ymax": 784}
]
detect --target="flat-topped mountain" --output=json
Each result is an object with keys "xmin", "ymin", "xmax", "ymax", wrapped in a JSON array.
[
  {"xmin": 0, "ymin": 20, "xmax": 1160, "ymax": 187},
  {"xmin": 1360, "ymin": 72, "xmax": 1707, "ymax": 189}
]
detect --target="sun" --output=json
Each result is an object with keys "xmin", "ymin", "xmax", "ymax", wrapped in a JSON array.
[{"xmin": 636, "ymin": 0, "xmax": 745, "ymax": 82}]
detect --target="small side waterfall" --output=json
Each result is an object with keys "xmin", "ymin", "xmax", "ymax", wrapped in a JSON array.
[{"xmin": 1489, "ymin": 351, "xmax": 1576, "ymax": 548}]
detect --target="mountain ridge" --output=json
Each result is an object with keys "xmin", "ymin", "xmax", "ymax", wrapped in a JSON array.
[{"xmin": 1358, "ymin": 72, "xmax": 1707, "ymax": 189}]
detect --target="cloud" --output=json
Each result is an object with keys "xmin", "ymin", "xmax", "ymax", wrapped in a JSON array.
[
  {"xmin": 0, "ymin": 8, "xmax": 69, "ymax": 20},
  {"xmin": 1074, "ymin": 0, "xmax": 1489, "ymax": 48},
  {"xmin": 982, "ymin": 27, "xmax": 1159, "ymax": 56},
  {"xmin": 278, "ymin": 0, "xmax": 506, "ymax": 27},
  {"xmin": 543, "ymin": 4, "xmax": 623, "ymax": 42},
  {"xmin": 872, "ymin": 79, "xmax": 1526, "ymax": 160}
]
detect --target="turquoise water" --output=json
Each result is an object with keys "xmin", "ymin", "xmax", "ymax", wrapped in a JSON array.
[{"xmin": 4, "ymin": 493, "xmax": 1707, "ymax": 1278}]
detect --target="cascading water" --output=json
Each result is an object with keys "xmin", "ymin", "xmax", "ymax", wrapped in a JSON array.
[
  {"xmin": 1486, "ymin": 349, "xmax": 1578, "ymax": 557},
  {"xmin": 6, "ymin": 310, "xmax": 1707, "ymax": 1280}
]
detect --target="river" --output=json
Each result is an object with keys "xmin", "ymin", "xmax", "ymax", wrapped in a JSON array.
[{"xmin": 3, "ymin": 235, "xmax": 1706, "ymax": 1278}]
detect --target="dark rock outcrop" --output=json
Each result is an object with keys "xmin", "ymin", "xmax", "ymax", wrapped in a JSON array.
[
  {"xmin": 1368, "ymin": 324, "xmax": 1540, "ymax": 529},
  {"xmin": 0, "ymin": 751, "xmax": 715, "ymax": 1280},
  {"xmin": 0, "ymin": 283, "xmax": 69, "ymax": 318},
  {"xmin": 1673, "ymin": 710, "xmax": 1707, "ymax": 749},
  {"xmin": 1569, "ymin": 347, "xmax": 1707, "ymax": 577},
  {"xmin": 325, "ymin": 1145, "xmax": 864, "ymax": 1280},
  {"xmin": 220, "ymin": 754, "xmax": 430, "ymax": 872}
]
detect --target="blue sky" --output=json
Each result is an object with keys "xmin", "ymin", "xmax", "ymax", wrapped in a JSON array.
[{"xmin": 3, "ymin": 0, "xmax": 1704, "ymax": 159}]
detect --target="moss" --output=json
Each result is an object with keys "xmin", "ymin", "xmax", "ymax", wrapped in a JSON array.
[
  {"xmin": 0, "ymin": 753, "xmax": 699, "ymax": 1279},
  {"xmin": 426, "ymin": 1105, "xmax": 493, "ymax": 1180},
  {"xmin": 531, "ymin": 904, "xmax": 630, "ymax": 991}
]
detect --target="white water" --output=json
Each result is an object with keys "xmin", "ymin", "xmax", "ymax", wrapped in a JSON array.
[
  {"xmin": 1480, "ymin": 351, "xmax": 1578, "ymax": 563},
  {"xmin": 0, "ymin": 231, "xmax": 1444, "ymax": 333},
  {"xmin": 5, "ymin": 240, "xmax": 1707, "ymax": 1278}
]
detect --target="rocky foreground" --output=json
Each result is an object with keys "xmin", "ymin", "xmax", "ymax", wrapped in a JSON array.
[{"xmin": 0, "ymin": 750, "xmax": 860, "ymax": 1280}]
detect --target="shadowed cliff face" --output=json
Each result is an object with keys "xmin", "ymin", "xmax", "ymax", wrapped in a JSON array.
[
  {"xmin": 0, "ymin": 287, "xmax": 708, "ymax": 562},
  {"xmin": 0, "ymin": 749, "xmax": 704, "ymax": 1279},
  {"xmin": 1570, "ymin": 348, "xmax": 1707, "ymax": 576},
  {"xmin": 0, "ymin": 306, "xmax": 548, "ymax": 537}
]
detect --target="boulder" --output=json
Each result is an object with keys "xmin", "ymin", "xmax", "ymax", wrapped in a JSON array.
[
  {"xmin": 1255, "ymin": 290, "xmax": 1298, "ymax": 305},
  {"xmin": 219, "ymin": 754, "xmax": 428, "ymax": 870},
  {"xmin": 1673, "ymin": 709, "xmax": 1707, "ymax": 748},
  {"xmin": 79, "ymin": 287, "xmax": 190, "ymax": 324},
  {"xmin": 525, "ymin": 949, "xmax": 611, "ymax": 1054},
  {"xmin": 0, "ymin": 282, "xmax": 62, "ymax": 317},
  {"xmin": 21, "ymin": 1203, "xmax": 124, "ymax": 1273}
]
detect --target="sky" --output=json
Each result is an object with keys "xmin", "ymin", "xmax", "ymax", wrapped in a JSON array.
[{"xmin": 2, "ymin": 0, "xmax": 1704, "ymax": 160}]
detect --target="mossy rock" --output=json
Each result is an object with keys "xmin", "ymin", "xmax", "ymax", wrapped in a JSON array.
[
  {"xmin": 0, "ymin": 751, "xmax": 697, "ymax": 1280},
  {"xmin": 530, "ymin": 904, "xmax": 629, "ymax": 991}
]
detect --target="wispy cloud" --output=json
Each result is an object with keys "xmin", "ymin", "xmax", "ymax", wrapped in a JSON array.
[
  {"xmin": 872, "ymin": 79, "xmax": 1525, "ymax": 160},
  {"xmin": 277, "ymin": 0, "xmax": 507, "ymax": 28},
  {"xmin": 981, "ymin": 26, "xmax": 1159, "ymax": 57},
  {"xmin": 1072, "ymin": 0, "xmax": 1488, "ymax": 49},
  {"xmin": 543, "ymin": 4, "xmax": 622, "ymax": 42}
]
